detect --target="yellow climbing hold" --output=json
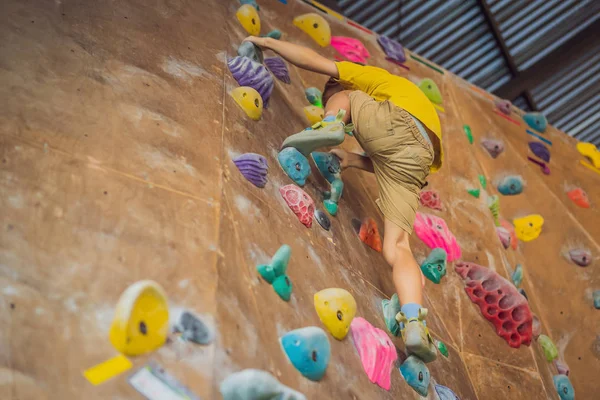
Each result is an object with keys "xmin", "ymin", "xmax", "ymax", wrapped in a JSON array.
[
  {"xmin": 293, "ymin": 13, "xmax": 331, "ymax": 47},
  {"xmin": 314, "ymin": 288, "xmax": 357, "ymax": 340},
  {"xmin": 231, "ymin": 86, "xmax": 263, "ymax": 121},
  {"xmin": 513, "ymin": 214, "xmax": 544, "ymax": 242},
  {"xmin": 303, "ymin": 105, "xmax": 324, "ymax": 125},
  {"xmin": 236, "ymin": 4, "xmax": 261, "ymax": 36},
  {"xmin": 577, "ymin": 142, "xmax": 600, "ymax": 168},
  {"xmin": 109, "ymin": 280, "xmax": 169, "ymax": 356}
]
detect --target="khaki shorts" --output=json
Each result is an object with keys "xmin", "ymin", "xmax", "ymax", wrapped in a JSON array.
[{"xmin": 349, "ymin": 91, "xmax": 435, "ymax": 233}]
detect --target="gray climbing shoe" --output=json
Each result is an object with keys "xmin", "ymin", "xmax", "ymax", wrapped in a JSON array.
[
  {"xmin": 396, "ymin": 308, "xmax": 437, "ymax": 363},
  {"xmin": 281, "ymin": 109, "xmax": 351, "ymax": 156}
]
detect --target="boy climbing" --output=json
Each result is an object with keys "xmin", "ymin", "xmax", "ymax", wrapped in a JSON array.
[{"xmin": 244, "ymin": 36, "xmax": 442, "ymax": 362}]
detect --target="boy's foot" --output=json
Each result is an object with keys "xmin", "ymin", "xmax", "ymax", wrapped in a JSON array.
[
  {"xmin": 396, "ymin": 308, "xmax": 437, "ymax": 363},
  {"xmin": 281, "ymin": 110, "xmax": 351, "ymax": 157}
]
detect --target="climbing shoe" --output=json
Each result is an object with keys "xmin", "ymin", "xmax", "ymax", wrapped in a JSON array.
[
  {"xmin": 396, "ymin": 308, "xmax": 437, "ymax": 363},
  {"xmin": 281, "ymin": 109, "xmax": 353, "ymax": 157}
]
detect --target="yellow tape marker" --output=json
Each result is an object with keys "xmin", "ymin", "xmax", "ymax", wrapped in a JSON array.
[
  {"xmin": 84, "ymin": 354, "xmax": 133, "ymax": 385},
  {"xmin": 580, "ymin": 160, "xmax": 600, "ymax": 175},
  {"xmin": 310, "ymin": 1, "xmax": 345, "ymax": 20},
  {"xmin": 432, "ymin": 103, "xmax": 445, "ymax": 113}
]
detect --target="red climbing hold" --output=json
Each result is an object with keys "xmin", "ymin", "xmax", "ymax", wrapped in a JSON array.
[
  {"xmin": 455, "ymin": 262, "xmax": 533, "ymax": 348},
  {"xmin": 359, "ymin": 218, "xmax": 382, "ymax": 252},
  {"xmin": 279, "ymin": 184, "xmax": 314, "ymax": 228},
  {"xmin": 419, "ymin": 190, "xmax": 442, "ymax": 211},
  {"xmin": 567, "ymin": 188, "xmax": 590, "ymax": 208}
]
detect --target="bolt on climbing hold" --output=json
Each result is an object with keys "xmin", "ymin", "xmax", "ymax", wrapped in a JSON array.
[
  {"xmin": 314, "ymin": 288, "xmax": 357, "ymax": 340},
  {"xmin": 237, "ymin": 41, "xmax": 263, "ymax": 64},
  {"xmin": 420, "ymin": 248, "xmax": 447, "ymax": 284},
  {"xmin": 312, "ymin": 152, "xmax": 344, "ymax": 216},
  {"xmin": 331, "ymin": 36, "xmax": 370, "ymax": 64},
  {"xmin": 232, "ymin": 152, "xmax": 268, "ymax": 188},
  {"xmin": 303, "ymin": 105, "xmax": 324, "ymax": 125},
  {"xmin": 173, "ymin": 311, "xmax": 213, "ymax": 345},
  {"xmin": 538, "ymin": 334, "xmax": 558, "ymax": 361},
  {"xmin": 463, "ymin": 125, "xmax": 473, "ymax": 144},
  {"xmin": 280, "ymin": 185, "xmax": 315, "ymax": 228},
  {"xmin": 577, "ymin": 142, "xmax": 600, "ymax": 168},
  {"xmin": 467, "ymin": 188, "xmax": 480, "ymax": 198},
  {"xmin": 381, "ymin": 293, "xmax": 401, "ymax": 336},
  {"xmin": 495, "ymin": 99, "xmax": 512, "ymax": 115},
  {"xmin": 532, "ymin": 315, "xmax": 541, "ymax": 339},
  {"xmin": 528, "ymin": 141, "xmax": 550, "ymax": 163},
  {"xmin": 414, "ymin": 213, "xmax": 461, "ymax": 261},
  {"xmin": 594, "ymin": 290, "xmax": 600, "ymax": 309},
  {"xmin": 518, "ymin": 288, "xmax": 528, "ymax": 300},
  {"xmin": 257, "ymin": 245, "xmax": 293, "ymax": 301},
  {"xmin": 481, "ymin": 138, "xmax": 504, "ymax": 158},
  {"xmin": 228, "ymin": 56, "xmax": 274, "ymax": 107},
  {"xmin": 278, "ymin": 147, "xmax": 310, "ymax": 186},
  {"xmin": 567, "ymin": 187, "xmax": 590, "ymax": 208},
  {"xmin": 553, "ymin": 375, "xmax": 575, "ymax": 400},
  {"xmin": 496, "ymin": 226, "xmax": 511, "ymax": 249},
  {"xmin": 264, "ymin": 29, "xmax": 282, "ymax": 40},
  {"xmin": 479, "ymin": 174, "xmax": 487, "ymax": 189},
  {"xmin": 513, "ymin": 214, "xmax": 544, "ymax": 242},
  {"xmin": 230, "ymin": 87, "xmax": 264, "ymax": 122},
  {"xmin": 293, "ymin": 13, "xmax": 331, "ymax": 47},
  {"xmin": 523, "ymin": 112, "xmax": 547, "ymax": 133},
  {"xmin": 419, "ymin": 78, "xmax": 442, "ymax": 104},
  {"xmin": 568, "ymin": 248, "xmax": 592, "ymax": 267},
  {"xmin": 399, "ymin": 355, "xmax": 430, "ymax": 396},
  {"xmin": 350, "ymin": 317, "xmax": 398, "ymax": 390},
  {"xmin": 511, "ymin": 264, "xmax": 523, "ymax": 288},
  {"xmin": 435, "ymin": 340, "xmax": 449, "ymax": 358},
  {"xmin": 554, "ymin": 359, "xmax": 570, "ymax": 376},
  {"xmin": 487, "ymin": 195, "xmax": 500, "ymax": 226},
  {"xmin": 497, "ymin": 175, "xmax": 524, "ymax": 196},
  {"xmin": 435, "ymin": 384, "xmax": 459, "ymax": 399},
  {"xmin": 377, "ymin": 35, "xmax": 406, "ymax": 64},
  {"xmin": 314, "ymin": 209, "xmax": 331, "ymax": 231},
  {"xmin": 305, "ymin": 87, "xmax": 323, "ymax": 108},
  {"xmin": 280, "ymin": 327, "xmax": 331, "ymax": 381},
  {"xmin": 264, "ymin": 57, "xmax": 291, "ymax": 84},
  {"xmin": 455, "ymin": 262, "xmax": 533, "ymax": 348},
  {"xmin": 358, "ymin": 218, "xmax": 382, "ymax": 252},
  {"xmin": 109, "ymin": 280, "xmax": 169, "ymax": 356},
  {"xmin": 220, "ymin": 369, "xmax": 306, "ymax": 400},
  {"xmin": 236, "ymin": 4, "xmax": 261, "ymax": 36},
  {"xmin": 500, "ymin": 219, "xmax": 518, "ymax": 249},
  {"xmin": 419, "ymin": 189, "xmax": 442, "ymax": 210},
  {"xmin": 239, "ymin": 0, "xmax": 259, "ymax": 11}
]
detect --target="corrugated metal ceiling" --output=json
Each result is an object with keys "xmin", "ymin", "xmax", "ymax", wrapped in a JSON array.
[{"xmin": 335, "ymin": 0, "xmax": 600, "ymax": 145}]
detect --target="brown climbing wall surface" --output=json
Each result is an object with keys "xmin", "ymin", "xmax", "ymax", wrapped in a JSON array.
[{"xmin": 0, "ymin": 1, "xmax": 598, "ymax": 399}]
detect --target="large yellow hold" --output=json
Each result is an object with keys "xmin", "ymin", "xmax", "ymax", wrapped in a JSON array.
[
  {"xmin": 236, "ymin": 4, "xmax": 261, "ymax": 36},
  {"xmin": 577, "ymin": 142, "xmax": 600, "ymax": 168},
  {"xmin": 513, "ymin": 214, "xmax": 544, "ymax": 242},
  {"xmin": 231, "ymin": 86, "xmax": 263, "ymax": 121},
  {"xmin": 293, "ymin": 13, "xmax": 331, "ymax": 47},
  {"xmin": 314, "ymin": 288, "xmax": 357, "ymax": 340},
  {"xmin": 303, "ymin": 105, "xmax": 324, "ymax": 125},
  {"xmin": 109, "ymin": 280, "xmax": 169, "ymax": 356}
]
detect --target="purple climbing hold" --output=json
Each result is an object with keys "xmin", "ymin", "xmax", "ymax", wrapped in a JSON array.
[
  {"xmin": 481, "ymin": 139, "xmax": 504, "ymax": 159},
  {"xmin": 232, "ymin": 153, "xmax": 268, "ymax": 188},
  {"xmin": 228, "ymin": 56, "xmax": 274, "ymax": 107},
  {"xmin": 554, "ymin": 359, "xmax": 570, "ymax": 376},
  {"xmin": 264, "ymin": 57, "xmax": 291, "ymax": 84},
  {"xmin": 529, "ymin": 142, "xmax": 550, "ymax": 163},
  {"xmin": 435, "ymin": 384, "xmax": 460, "ymax": 399},
  {"xmin": 495, "ymin": 99, "xmax": 512, "ymax": 115},
  {"xmin": 568, "ymin": 248, "xmax": 591, "ymax": 267},
  {"xmin": 377, "ymin": 35, "xmax": 406, "ymax": 64},
  {"xmin": 496, "ymin": 226, "xmax": 511, "ymax": 249}
]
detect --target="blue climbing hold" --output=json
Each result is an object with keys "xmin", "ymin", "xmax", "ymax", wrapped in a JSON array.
[
  {"xmin": 278, "ymin": 148, "xmax": 310, "ymax": 186},
  {"xmin": 381, "ymin": 293, "xmax": 401, "ymax": 337},
  {"xmin": 523, "ymin": 112, "xmax": 547, "ymax": 133},
  {"xmin": 272, "ymin": 274, "xmax": 292, "ymax": 301},
  {"xmin": 593, "ymin": 290, "xmax": 600, "ymax": 309},
  {"xmin": 312, "ymin": 152, "xmax": 344, "ymax": 216},
  {"xmin": 305, "ymin": 87, "xmax": 323, "ymax": 108},
  {"xmin": 280, "ymin": 327, "xmax": 331, "ymax": 381},
  {"xmin": 553, "ymin": 375, "xmax": 574, "ymax": 400},
  {"xmin": 399, "ymin": 355, "xmax": 430, "ymax": 396},
  {"xmin": 511, "ymin": 264, "xmax": 523, "ymax": 288},
  {"xmin": 435, "ymin": 384, "xmax": 460, "ymax": 399},
  {"xmin": 497, "ymin": 175, "xmax": 523, "ymax": 196}
]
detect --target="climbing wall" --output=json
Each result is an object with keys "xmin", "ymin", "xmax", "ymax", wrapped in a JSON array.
[{"xmin": 0, "ymin": 0, "xmax": 598, "ymax": 399}]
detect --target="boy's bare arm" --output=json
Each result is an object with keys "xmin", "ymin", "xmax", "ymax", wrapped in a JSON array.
[{"xmin": 244, "ymin": 36, "xmax": 339, "ymax": 78}]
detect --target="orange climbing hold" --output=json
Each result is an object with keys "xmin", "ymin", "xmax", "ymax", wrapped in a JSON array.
[
  {"xmin": 359, "ymin": 218, "xmax": 382, "ymax": 252},
  {"xmin": 567, "ymin": 188, "xmax": 590, "ymax": 208}
]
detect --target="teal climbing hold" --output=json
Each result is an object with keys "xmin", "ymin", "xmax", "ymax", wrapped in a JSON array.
[
  {"xmin": 467, "ymin": 188, "xmax": 480, "ymax": 198},
  {"xmin": 478, "ymin": 174, "xmax": 487, "ymax": 189},
  {"xmin": 497, "ymin": 175, "xmax": 523, "ymax": 196},
  {"xmin": 594, "ymin": 290, "xmax": 600, "ymax": 309},
  {"xmin": 278, "ymin": 147, "xmax": 311, "ymax": 186},
  {"xmin": 553, "ymin": 375, "xmax": 574, "ymax": 400},
  {"xmin": 435, "ymin": 340, "xmax": 449, "ymax": 358},
  {"xmin": 280, "ymin": 327, "xmax": 331, "ymax": 381},
  {"xmin": 523, "ymin": 112, "xmax": 547, "ymax": 133},
  {"xmin": 538, "ymin": 334, "xmax": 558, "ymax": 361},
  {"xmin": 265, "ymin": 29, "xmax": 282, "ymax": 40},
  {"xmin": 220, "ymin": 369, "xmax": 306, "ymax": 400},
  {"xmin": 257, "ymin": 245, "xmax": 293, "ymax": 301},
  {"xmin": 381, "ymin": 293, "xmax": 401, "ymax": 337},
  {"xmin": 399, "ymin": 355, "xmax": 430, "ymax": 396},
  {"xmin": 420, "ymin": 248, "xmax": 447, "ymax": 284},
  {"xmin": 463, "ymin": 125, "xmax": 473, "ymax": 144},
  {"xmin": 237, "ymin": 41, "xmax": 264, "ymax": 64},
  {"xmin": 312, "ymin": 152, "xmax": 344, "ymax": 216},
  {"xmin": 305, "ymin": 87, "xmax": 323, "ymax": 108},
  {"xmin": 511, "ymin": 264, "xmax": 523, "ymax": 288}
]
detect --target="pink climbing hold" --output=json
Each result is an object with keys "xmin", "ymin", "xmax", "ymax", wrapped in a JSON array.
[
  {"xmin": 554, "ymin": 359, "xmax": 570, "ymax": 376},
  {"xmin": 414, "ymin": 212, "xmax": 461, "ymax": 261},
  {"xmin": 419, "ymin": 190, "xmax": 442, "ymax": 211},
  {"xmin": 532, "ymin": 314, "xmax": 541, "ymax": 339},
  {"xmin": 331, "ymin": 36, "xmax": 370, "ymax": 64},
  {"xmin": 279, "ymin": 184, "xmax": 314, "ymax": 228},
  {"xmin": 350, "ymin": 317, "xmax": 398, "ymax": 391},
  {"xmin": 496, "ymin": 226, "xmax": 511, "ymax": 249},
  {"xmin": 455, "ymin": 262, "xmax": 533, "ymax": 348},
  {"xmin": 500, "ymin": 219, "xmax": 518, "ymax": 250}
]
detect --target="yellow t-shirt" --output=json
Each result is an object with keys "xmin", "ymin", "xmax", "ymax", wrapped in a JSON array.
[{"xmin": 335, "ymin": 61, "xmax": 443, "ymax": 171}]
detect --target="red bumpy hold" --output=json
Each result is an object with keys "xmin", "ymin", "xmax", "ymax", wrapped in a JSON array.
[
  {"xmin": 279, "ymin": 184, "xmax": 315, "ymax": 228},
  {"xmin": 359, "ymin": 218, "xmax": 382, "ymax": 252},
  {"xmin": 455, "ymin": 261, "xmax": 533, "ymax": 348}
]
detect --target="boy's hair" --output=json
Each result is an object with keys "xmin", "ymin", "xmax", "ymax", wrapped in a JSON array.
[{"xmin": 322, "ymin": 77, "xmax": 344, "ymax": 106}]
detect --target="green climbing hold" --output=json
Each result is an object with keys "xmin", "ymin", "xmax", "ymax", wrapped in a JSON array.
[
  {"xmin": 305, "ymin": 87, "xmax": 323, "ymax": 108},
  {"xmin": 420, "ymin": 248, "xmax": 447, "ymax": 284},
  {"xmin": 463, "ymin": 125, "xmax": 473, "ymax": 144},
  {"xmin": 381, "ymin": 293, "xmax": 401, "ymax": 337},
  {"xmin": 435, "ymin": 340, "xmax": 448, "ymax": 358},
  {"xmin": 467, "ymin": 188, "xmax": 480, "ymax": 198},
  {"xmin": 265, "ymin": 29, "xmax": 282, "ymax": 40},
  {"xmin": 511, "ymin": 264, "xmax": 523, "ymax": 288},
  {"xmin": 419, "ymin": 78, "xmax": 442, "ymax": 104},
  {"xmin": 257, "ymin": 245, "xmax": 293, "ymax": 301},
  {"xmin": 478, "ymin": 174, "xmax": 487, "ymax": 189},
  {"xmin": 487, "ymin": 195, "xmax": 500, "ymax": 226},
  {"xmin": 538, "ymin": 334, "xmax": 558, "ymax": 362},
  {"xmin": 272, "ymin": 274, "xmax": 293, "ymax": 301}
]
